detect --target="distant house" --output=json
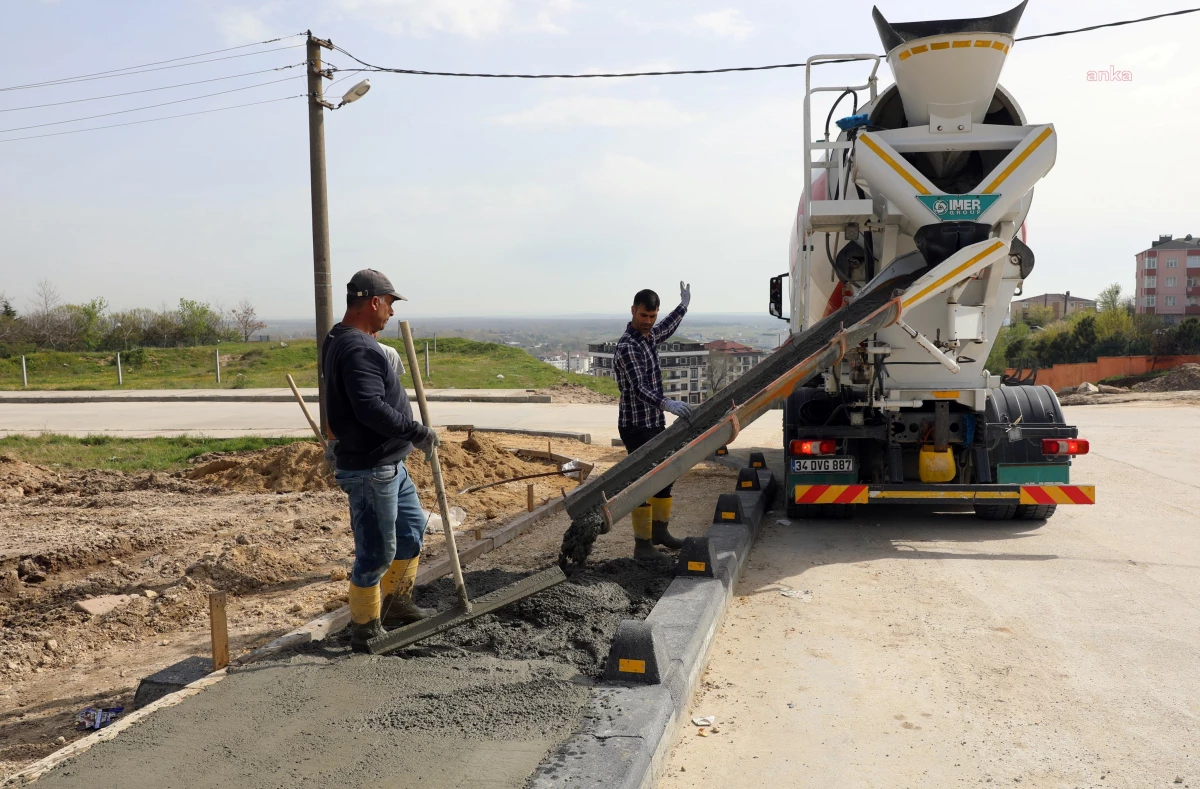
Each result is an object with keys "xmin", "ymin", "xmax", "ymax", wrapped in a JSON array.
[
  {"xmin": 1009, "ymin": 292, "xmax": 1097, "ymax": 323},
  {"xmin": 540, "ymin": 352, "xmax": 591, "ymax": 374},
  {"xmin": 704, "ymin": 340, "xmax": 767, "ymax": 392},
  {"xmin": 1134, "ymin": 234, "xmax": 1200, "ymax": 325},
  {"xmin": 589, "ymin": 337, "xmax": 710, "ymax": 405}
]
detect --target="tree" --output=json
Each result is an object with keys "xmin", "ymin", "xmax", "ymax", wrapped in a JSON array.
[
  {"xmin": 25, "ymin": 280, "xmax": 69, "ymax": 349},
  {"xmin": 1021, "ymin": 304, "xmax": 1056, "ymax": 328},
  {"xmin": 1072, "ymin": 314, "xmax": 1098, "ymax": 360},
  {"xmin": 1176, "ymin": 318, "xmax": 1200, "ymax": 355},
  {"xmin": 1097, "ymin": 282, "xmax": 1124, "ymax": 313},
  {"xmin": 67, "ymin": 297, "xmax": 109, "ymax": 351},
  {"xmin": 230, "ymin": 300, "xmax": 267, "ymax": 342}
]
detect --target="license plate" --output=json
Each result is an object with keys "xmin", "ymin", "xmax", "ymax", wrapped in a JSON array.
[{"xmin": 791, "ymin": 457, "xmax": 856, "ymax": 474}]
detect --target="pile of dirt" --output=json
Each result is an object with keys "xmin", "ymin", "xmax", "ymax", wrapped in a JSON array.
[
  {"xmin": 0, "ymin": 455, "xmax": 55, "ymax": 502},
  {"xmin": 184, "ymin": 442, "xmax": 336, "ymax": 493},
  {"xmin": 540, "ymin": 382, "xmax": 617, "ymax": 404},
  {"xmin": 1132, "ymin": 363, "xmax": 1200, "ymax": 392},
  {"xmin": 185, "ymin": 543, "xmax": 315, "ymax": 594}
]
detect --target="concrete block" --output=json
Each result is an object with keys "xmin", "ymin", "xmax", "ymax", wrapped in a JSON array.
[
  {"xmin": 132, "ymin": 656, "xmax": 212, "ymax": 710},
  {"xmin": 735, "ymin": 467, "xmax": 762, "ymax": 491},
  {"xmin": 712, "ymin": 493, "xmax": 745, "ymax": 524},
  {"xmin": 748, "ymin": 451, "xmax": 767, "ymax": 469},
  {"xmin": 603, "ymin": 620, "xmax": 668, "ymax": 685},
  {"xmin": 74, "ymin": 594, "xmax": 134, "ymax": 616},
  {"xmin": 675, "ymin": 537, "xmax": 717, "ymax": 578}
]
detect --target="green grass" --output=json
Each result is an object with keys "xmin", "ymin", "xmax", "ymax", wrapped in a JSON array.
[
  {"xmin": 0, "ymin": 434, "xmax": 317, "ymax": 472},
  {"xmin": 0, "ymin": 337, "xmax": 619, "ymax": 396}
]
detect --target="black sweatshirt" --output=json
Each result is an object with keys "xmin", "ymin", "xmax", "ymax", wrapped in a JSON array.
[{"xmin": 320, "ymin": 323, "xmax": 430, "ymax": 470}]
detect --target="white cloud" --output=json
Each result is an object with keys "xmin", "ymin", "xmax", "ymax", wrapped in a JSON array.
[
  {"xmin": 214, "ymin": 6, "xmax": 277, "ymax": 45},
  {"xmin": 691, "ymin": 9, "xmax": 753, "ymax": 41},
  {"xmin": 493, "ymin": 95, "xmax": 701, "ymax": 127},
  {"xmin": 338, "ymin": 0, "xmax": 574, "ymax": 38}
]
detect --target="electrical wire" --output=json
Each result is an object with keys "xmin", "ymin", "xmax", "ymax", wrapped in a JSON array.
[
  {"xmin": 0, "ymin": 44, "xmax": 305, "ymax": 93},
  {"xmin": 329, "ymin": 6, "xmax": 1200, "ymax": 79},
  {"xmin": 1015, "ymin": 7, "xmax": 1200, "ymax": 41},
  {"xmin": 0, "ymin": 75, "xmax": 303, "ymax": 133},
  {"xmin": 0, "ymin": 95, "xmax": 302, "ymax": 143},
  {"xmin": 0, "ymin": 34, "xmax": 304, "ymax": 92},
  {"xmin": 0, "ymin": 64, "xmax": 304, "ymax": 113}
]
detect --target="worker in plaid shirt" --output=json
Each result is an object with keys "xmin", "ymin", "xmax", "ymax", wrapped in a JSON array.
[{"xmin": 614, "ymin": 282, "xmax": 694, "ymax": 559}]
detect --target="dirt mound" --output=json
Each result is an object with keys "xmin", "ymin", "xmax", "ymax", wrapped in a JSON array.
[
  {"xmin": 540, "ymin": 382, "xmax": 617, "ymax": 404},
  {"xmin": 186, "ymin": 544, "xmax": 314, "ymax": 594},
  {"xmin": 184, "ymin": 442, "xmax": 337, "ymax": 493},
  {"xmin": 0, "ymin": 455, "xmax": 56, "ymax": 502},
  {"xmin": 1132, "ymin": 364, "xmax": 1200, "ymax": 393}
]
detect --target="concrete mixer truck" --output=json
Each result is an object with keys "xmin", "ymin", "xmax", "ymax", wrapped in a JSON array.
[
  {"xmin": 559, "ymin": 1, "xmax": 1093, "ymax": 567},
  {"xmin": 769, "ymin": 1, "xmax": 1094, "ymax": 521}
]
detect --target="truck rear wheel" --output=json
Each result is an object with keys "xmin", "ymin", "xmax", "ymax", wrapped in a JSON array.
[
  {"xmin": 1014, "ymin": 504, "xmax": 1057, "ymax": 520},
  {"xmin": 973, "ymin": 503, "xmax": 1018, "ymax": 520}
]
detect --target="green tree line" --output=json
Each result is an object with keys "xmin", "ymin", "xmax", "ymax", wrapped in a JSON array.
[
  {"xmin": 987, "ymin": 283, "xmax": 1200, "ymax": 371},
  {"xmin": 0, "ymin": 281, "xmax": 267, "ymax": 357}
]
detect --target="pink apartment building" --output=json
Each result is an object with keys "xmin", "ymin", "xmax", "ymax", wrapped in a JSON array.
[{"xmin": 1135, "ymin": 234, "xmax": 1200, "ymax": 324}]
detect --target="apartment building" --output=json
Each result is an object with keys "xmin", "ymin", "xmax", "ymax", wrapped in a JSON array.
[{"xmin": 1135, "ymin": 234, "xmax": 1200, "ymax": 325}]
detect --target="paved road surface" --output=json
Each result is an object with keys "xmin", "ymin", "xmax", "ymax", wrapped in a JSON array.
[
  {"xmin": 660, "ymin": 402, "xmax": 1200, "ymax": 788},
  {"xmin": 0, "ymin": 400, "xmax": 785, "ymax": 450}
]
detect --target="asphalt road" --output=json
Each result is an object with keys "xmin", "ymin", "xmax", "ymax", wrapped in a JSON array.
[
  {"xmin": 660, "ymin": 402, "xmax": 1200, "ymax": 788},
  {"xmin": 0, "ymin": 399, "xmax": 784, "ymax": 450}
]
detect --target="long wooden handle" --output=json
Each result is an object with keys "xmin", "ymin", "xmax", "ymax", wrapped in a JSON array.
[
  {"xmin": 400, "ymin": 322, "xmax": 471, "ymax": 611},
  {"xmin": 286, "ymin": 374, "xmax": 327, "ymax": 450}
]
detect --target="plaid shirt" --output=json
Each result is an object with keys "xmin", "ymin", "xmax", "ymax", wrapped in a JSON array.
[{"xmin": 614, "ymin": 304, "xmax": 687, "ymax": 429}]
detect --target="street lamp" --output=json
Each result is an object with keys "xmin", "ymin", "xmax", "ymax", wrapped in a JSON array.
[{"xmin": 306, "ymin": 33, "xmax": 372, "ymax": 436}]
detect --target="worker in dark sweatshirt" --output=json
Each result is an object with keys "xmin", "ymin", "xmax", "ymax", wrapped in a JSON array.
[{"xmin": 321, "ymin": 269, "xmax": 438, "ymax": 651}]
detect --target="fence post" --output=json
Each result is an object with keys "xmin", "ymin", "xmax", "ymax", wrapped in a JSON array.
[
  {"xmin": 425, "ymin": 342, "xmax": 430, "ymax": 379},
  {"xmin": 215, "ymin": 348, "xmax": 221, "ymax": 384},
  {"xmin": 116, "ymin": 352, "xmax": 123, "ymax": 386},
  {"xmin": 21, "ymin": 355, "xmax": 27, "ymax": 388}
]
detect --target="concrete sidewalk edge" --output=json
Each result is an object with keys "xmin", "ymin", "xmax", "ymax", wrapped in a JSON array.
[
  {"xmin": 0, "ymin": 391, "xmax": 553, "ymax": 404},
  {"xmin": 527, "ymin": 464, "xmax": 776, "ymax": 789}
]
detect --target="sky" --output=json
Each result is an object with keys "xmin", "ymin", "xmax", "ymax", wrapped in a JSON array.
[{"xmin": 4, "ymin": 0, "xmax": 1198, "ymax": 319}]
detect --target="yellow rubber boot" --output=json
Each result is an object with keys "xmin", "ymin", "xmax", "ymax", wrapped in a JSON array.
[
  {"xmin": 348, "ymin": 582, "xmax": 383, "ymax": 652},
  {"xmin": 632, "ymin": 505, "xmax": 660, "ymax": 559},
  {"xmin": 381, "ymin": 558, "xmax": 432, "ymax": 626},
  {"xmin": 649, "ymin": 496, "xmax": 683, "ymax": 550}
]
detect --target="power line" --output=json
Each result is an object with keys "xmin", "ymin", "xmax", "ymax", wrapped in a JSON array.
[
  {"xmin": 0, "ymin": 95, "xmax": 303, "ymax": 143},
  {"xmin": 331, "ymin": 6, "xmax": 1200, "ymax": 79},
  {"xmin": 0, "ymin": 75, "xmax": 303, "ymax": 133},
  {"xmin": 0, "ymin": 64, "xmax": 304, "ymax": 113},
  {"xmin": 0, "ymin": 43, "xmax": 305, "ymax": 93},
  {"xmin": 0, "ymin": 34, "xmax": 305, "ymax": 92},
  {"xmin": 1016, "ymin": 7, "xmax": 1200, "ymax": 41}
]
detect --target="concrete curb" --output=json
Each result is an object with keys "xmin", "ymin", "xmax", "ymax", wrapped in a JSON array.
[
  {"xmin": 528, "ymin": 465, "xmax": 776, "ymax": 788},
  {"xmin": 0, "ymin": 391, "xmax": 552, "ymax": 404}
]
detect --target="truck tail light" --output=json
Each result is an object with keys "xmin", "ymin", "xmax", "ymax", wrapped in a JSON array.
[
  {"xmin": 1042, "ymin": 438, "xmax": 1089, "ymax": 456},
  {"xmin": 790, "ymin": 439, "xmax": 837, "ymax": 456}
]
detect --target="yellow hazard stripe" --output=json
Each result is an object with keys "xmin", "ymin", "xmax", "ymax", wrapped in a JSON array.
[
  {"xmin": 870, "ymin": 490, "xmax": 1019, "ymax": 500},
  {"xmin": 1019, "ymin": 485, "xmax": 1096, "ymax": 505},
  {"xmin": 902, "ymin": 241, "xmax": 1005, "ymax": 309},
  {"xmin": 982, "ymin": 127, "xmax": 1054, "ymax": 194},
  {"xmin": 897, "ymin": 39, "xmax": 1009, "ymax": 60},
  {"xmin": 859, "ymin": 134, "xmax": 930, "ymax": 195}
]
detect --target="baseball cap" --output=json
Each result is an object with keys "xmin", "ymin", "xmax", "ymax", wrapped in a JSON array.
[{"xmin": 347, "ymin": 269, "xmax": 407, "ymax": 301}]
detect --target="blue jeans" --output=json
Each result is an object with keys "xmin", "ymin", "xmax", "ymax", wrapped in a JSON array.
[{"xmin": 335, "ymin": 460, "xmax": 426, "ymax": 588}]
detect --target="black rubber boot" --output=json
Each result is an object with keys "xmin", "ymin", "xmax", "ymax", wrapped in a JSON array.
[
  {"xmin": 350, "ymin": 618, "xmax": 385, "ymax": 653},
  {"xmin": 651, "ymin": 521, "xmax": 684, "ymax": 550},
  {"xmin": 381, "ymin": 592, "xmax": 434, "ymax": 627},
  {"xmin": 633, "ymin": 538, "xmax": 663, "ymax": 560}
]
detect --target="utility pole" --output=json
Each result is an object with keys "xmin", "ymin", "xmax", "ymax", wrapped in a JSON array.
[{"xmin": 307, "ymin": 31, "xmax": 335, "ymax": 436}]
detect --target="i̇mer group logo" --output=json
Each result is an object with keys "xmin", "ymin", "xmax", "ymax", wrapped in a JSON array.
[{"xmin": 917, "ymin": 194, "xmax": 999, "ymax": 222}]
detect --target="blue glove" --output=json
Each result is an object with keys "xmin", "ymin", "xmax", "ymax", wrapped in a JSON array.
[
  {"xmin": 680, "ymin": 281, "xmax": 691, "ymax": 309},
  {"xmin": 662, "ymin": 398, "xmax": 693, "ymax": 420}
]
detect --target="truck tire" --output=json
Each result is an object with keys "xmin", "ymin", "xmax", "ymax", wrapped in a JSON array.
[
  {"xmin": 822, "ymin": 503, "xmax": 855, "ymax": 520},
  {"xmin": 1014, "ymin": 504, "xmax": 1056, "ymax": 520},
  {"xmin": 785, "ymin": 503, "xmax": 857, "ymax": 520},
  {"xmin": 973, "ymin": 503, "xmax": 1018, "ymax": 520},
  {"xmin": 787, "ymin": 503, "xmax": 822, "ymax": 519}
]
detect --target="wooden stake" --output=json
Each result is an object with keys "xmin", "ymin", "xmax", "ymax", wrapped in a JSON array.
[
  {"xmin": 527, "ymin": 483, "xmax": 535, "ymax": 512},
  {"xmin": 286, "ymin": 373, "xmax": 327, "ymax": 450},
  {"xmin": 209, "ymin": 592, "xmax": 229, "ymax": 672}
]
